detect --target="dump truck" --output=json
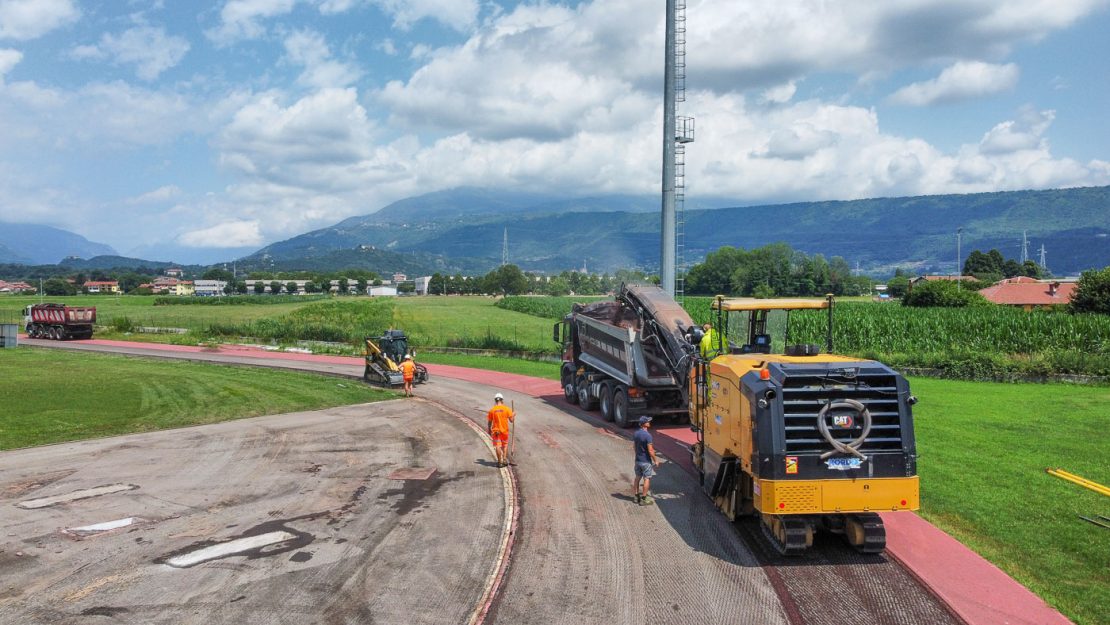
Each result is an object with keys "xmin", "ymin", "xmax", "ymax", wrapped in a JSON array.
[
  {"xmin": 23, "ymin": 303, "xmax": 96, "ymax": 340},
  {"xmin": 690, "ymin": 295, "xmax": 919, "ymax": 555},
  {"xmin": 554, "ymin": 284, "xmax": 699, "ymax": 427},
  {"xmin": 364, "ymin": 329, "xmax": 428, "ymax": 387}
]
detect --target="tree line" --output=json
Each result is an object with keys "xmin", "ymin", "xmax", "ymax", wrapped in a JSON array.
[{"xmin": 683, "ymin": 243, "xmax": 873, "ymax": 297}]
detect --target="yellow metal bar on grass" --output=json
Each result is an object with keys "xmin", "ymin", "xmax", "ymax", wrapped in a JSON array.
[{"xmin": 1046, "ymin": 468, "xmax": 1110, "ymax": 497}]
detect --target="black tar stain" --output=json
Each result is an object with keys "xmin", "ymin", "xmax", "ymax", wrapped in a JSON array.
[
  {"xmin": 80, "ymin": 606, "xmax": 129, "ymax": 617},
  {"xmin": 375, "ymin": 471, "xmax": 473, "ymax": 516},
  {"xmin": 289, "ymin": 551, "xmax": 313, "ymax": 563}
]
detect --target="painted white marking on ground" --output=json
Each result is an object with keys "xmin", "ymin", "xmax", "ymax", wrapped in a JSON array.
[
  {"xmin": 68, "ymin": 517, "xmax": 140, "ymax": 534},
  {"xmin": 166, "ymin": 531, "xmax": 297, "ymax": 568},
  {"xmin": 16, "ymin": 484, "xmax": 139, "ymax": 509}
]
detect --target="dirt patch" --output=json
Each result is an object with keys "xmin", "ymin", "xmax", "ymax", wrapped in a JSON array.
[{"xmin": 1, "ymin": 469, "xmax": 76, "ymax": 499}]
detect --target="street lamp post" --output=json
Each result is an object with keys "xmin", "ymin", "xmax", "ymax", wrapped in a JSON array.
[{"xmin": 956, "ymin": 227, "xmax": 963, "ymax": 290}]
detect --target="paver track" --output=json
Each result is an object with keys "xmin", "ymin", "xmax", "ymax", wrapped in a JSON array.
[{"xmin": 18, "ymin": 339, "xmax": 964, "ymax": 624}]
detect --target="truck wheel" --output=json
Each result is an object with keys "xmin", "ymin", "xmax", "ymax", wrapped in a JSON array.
[
  {"xmin": 50, "ymin": 327, "xmax": 60, "ymax": 340},
  {"xmin": 562, "ymin": 369, "xmax": 578, "ymax": 404},
  {"xmin": 612, "ymin": 387, "xmax": 629, "ymax": 428},
  {"xmin": 599, "ymin": 383, "xmax": 614, "ymax": 421},
  {"xmin": 577, "ymin": 380, "xmax": 597, "ymax": 411}
]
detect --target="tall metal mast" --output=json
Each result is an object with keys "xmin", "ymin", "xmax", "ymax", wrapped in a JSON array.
[{"xmin": 661, "ymin": 0, "xmax": 694, "ymax": 299}]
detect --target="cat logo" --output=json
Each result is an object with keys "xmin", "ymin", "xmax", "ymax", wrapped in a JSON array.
[
  {"xmin": 832, "ymin": 414, "xmax": 854, "ymax": 429},
  {"xmin": 785, "ymin": 456, "xmax": 798, "ymax": 474}
]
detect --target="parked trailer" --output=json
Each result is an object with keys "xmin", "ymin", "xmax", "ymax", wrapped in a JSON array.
[
  {"xmin": 554, "ymin": 284, "xmax": 700, "ymax": 427},
  {"xmin": 24, "ymin": 304, "xmax": 96, "ymax": 340}
]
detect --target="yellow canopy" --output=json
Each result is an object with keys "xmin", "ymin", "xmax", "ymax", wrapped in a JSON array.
[{"xmin": 712, "ymin": 297, "xmax": 830, "ymax": 311}]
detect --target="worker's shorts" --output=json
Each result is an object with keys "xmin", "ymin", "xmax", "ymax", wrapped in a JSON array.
[
  {"xmin": 491, "ymin": 430, "xmax": 508, "ymax": 446},
  {"xmin": 635, "ymin": 461, "xmax": 655, "ymax": 478},
  {"xmin": 403, "ymin": 376, "xmax": 414, "ymax": 383}
]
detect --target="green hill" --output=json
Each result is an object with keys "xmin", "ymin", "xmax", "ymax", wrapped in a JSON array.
[{"xmin": 246, "ymin": 186, "xmax": 1110, "ymax": 275}]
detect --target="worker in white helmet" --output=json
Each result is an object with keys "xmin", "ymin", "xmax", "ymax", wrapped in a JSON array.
[
  {"xmin": 486, "ymin": 393, "xmax": 515, "ymax": 467},
  {"xmin": 400, "ymin": 354, "xmax": 416, "ymax": 397}
]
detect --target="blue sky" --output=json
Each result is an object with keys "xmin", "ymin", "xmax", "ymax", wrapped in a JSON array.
[{"xmin": 1, "ymin": 0, "xmax": 1108, "ymax": 264}]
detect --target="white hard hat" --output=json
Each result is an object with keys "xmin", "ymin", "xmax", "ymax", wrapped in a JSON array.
[
  {"xmin": 405, "ymin": 354, "xmax": 412, "ymax": 360},
  {"xmin": 494, "ymin": 393, "xmax": 504, "ymax": 400}
]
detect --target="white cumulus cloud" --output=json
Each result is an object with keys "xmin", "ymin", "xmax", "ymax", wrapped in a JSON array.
[
  {"xmin": 888, "ymin": 61, "xmax": 1019, "ymax": 106},
  {"xmin": 283, "ymin": 30, "xmax": 361, "ymax": 89},
  {"xmin": 178, "ymin": 220, "xmax": 264, "ymax": 248},
  {"xmin": 208, "ymin": 0, "xmax": 296, "ymax": 44},
  {"xmin": 371, "ymin": 0, "xmax": 478, "ymax": 31},
  {"xmin": 72, "ymin": 26, "xmax": 190, "ymax": 81},
  {"xmin": 0, "ymin": 46, "xmax": 20, "ymax": 77},
  {"xmin": 127, "ymin": 185, "xmax": 182, "ymax": 205},
  {"xmin": 0, "ymin": 0, "xmax": 79, "ymax": 41}
]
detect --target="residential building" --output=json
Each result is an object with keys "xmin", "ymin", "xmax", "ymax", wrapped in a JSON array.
[
  {"xmin": 84, "ymin": 281, "xmax": 120, "ymax": 294},
  {"xmin": 165, "ymin": 267, "xmax": 184, "ymax": 278},
  {"xmin": 979, "ymin": 277, "xmax": 1077, "ymax": 311},
  {"xmin": 392, "ymin": 273, "xmax": 407, "ymax": 283},
  {"xmin": 414, "ymin": 276, "xmax": 431, "ymax": 295},
  {"xmin": 0, "ymin": 280, "xmax": 33, "ymax": 294}
]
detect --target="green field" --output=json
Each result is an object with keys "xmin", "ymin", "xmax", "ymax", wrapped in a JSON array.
[
  {"xmin": 911, "ymin": 377, "xmax": 1109, "ymax": 625},
  {"xmin": 0, "ymin": 347, "xmax": 396, "ymax": 450}
]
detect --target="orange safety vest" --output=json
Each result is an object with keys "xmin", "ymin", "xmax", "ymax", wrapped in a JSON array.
[
  {"xmin": 487, "ymin": 404, "xmax": 515, "ymax": 434},
  {"xmin": 400, "ymin": 360, "xmax": 416, "ymax": 381}
]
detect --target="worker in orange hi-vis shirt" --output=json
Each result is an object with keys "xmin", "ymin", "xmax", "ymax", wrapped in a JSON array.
[
  {"xmin": 486, "ymin": 393, "xmax": 515, "ymax": 467},
  {"xmin": 400, "ymin": 354, "xmax": 416, "ymax": 397}
]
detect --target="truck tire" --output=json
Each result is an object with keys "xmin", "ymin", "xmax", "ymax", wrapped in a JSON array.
[
  {"xmin": 599, "ymin": 383, "xmax": 614, "ymax": 421},
  {"xmin": 562, "ymin": 367, "xmax": 578, "ymax": 404},
  {"xmin": 612, "ymin": 386, "xmax": 630, "ymax": 428},
  {"xmin": 577, "ymin": 379, "xmax": 597, "ymax": 411},
  {"xmin": 50, "ymin": 327, "xmax": 60, "ymax": 340}
]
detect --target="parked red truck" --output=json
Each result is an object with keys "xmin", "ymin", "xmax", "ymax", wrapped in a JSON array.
[{"xmin": 23, "ymin": 303, "xmax": 96, "ymax": 340}]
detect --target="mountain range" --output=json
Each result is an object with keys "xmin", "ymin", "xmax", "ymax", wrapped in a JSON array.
[
  {"xmin": 4, "ymin": 185, "xmax": 1109, "ymax": 277},
  {"xmin": 245, "ymin": 185, "xmax": 1110, "ymax": 276},
  {"xmin": 0, "ymin": 222, "xmax": 117, "ymax": 265}
]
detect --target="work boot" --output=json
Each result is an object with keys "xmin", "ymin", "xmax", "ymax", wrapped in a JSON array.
[
  {"xmin": 639, "ymin": 495, "xmax": 655, "ymax": 506},
  {"xmin": 633, "ymin": 493, "xmax": 642, "ymax": 504}
]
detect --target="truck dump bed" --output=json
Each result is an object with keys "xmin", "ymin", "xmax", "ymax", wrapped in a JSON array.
[{"xmin": 570, "ymin": 285, "xmax": 697, "ymax": 389}]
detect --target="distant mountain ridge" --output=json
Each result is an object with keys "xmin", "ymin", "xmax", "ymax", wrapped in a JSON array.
[
  {"xmin": 0, "ymin": 222, "xmax": 117, "ymax": 265},
  {"xmin": 248, "ymin": 185, "xmax": 1110, "ymax": 276}
]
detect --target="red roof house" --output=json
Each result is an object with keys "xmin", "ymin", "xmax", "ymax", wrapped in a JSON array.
[{"xmin": 979, "ymin": 278, "xmax": 1077, "ymax": 310}]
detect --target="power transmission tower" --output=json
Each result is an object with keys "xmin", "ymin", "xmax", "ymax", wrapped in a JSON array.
[
  {"xmin": 1021, "ymin": 230, "xmax": 1029, "ymax": 263},
  {"xmin": 1039, "ymin": 244, "xmax": 1047, "ymax": 273},
  {"xmin": 502, "ymin": 228, "xmax": 508, "ymax": 266}
]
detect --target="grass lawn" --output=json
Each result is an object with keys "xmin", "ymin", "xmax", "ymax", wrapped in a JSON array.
[
  {"xmin": 911, "ymin": 377, "xmax": 1109, "ymax": 625},
  {"xmin": 0, "ymin": 294, "xmax": 314, "ymax": 331},
  {"xmin": 419, "ymin": 351, "xmax": 560, "ymax": 380},
  {"xmin": 392, "ymin": 296, "xmax": 557, "ymax": 352},
  {"xmin": 0, "ymin": 347, "xmax": 396, "ymax": 450}
]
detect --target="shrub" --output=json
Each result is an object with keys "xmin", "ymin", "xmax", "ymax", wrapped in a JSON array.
[
  {"xmin": 902, "ymin": 280, "xmax": 989, "ymax": 307},
  {"xmin": 1069, "ymin": 266, "xmax": 1110, "ymax": 315}
]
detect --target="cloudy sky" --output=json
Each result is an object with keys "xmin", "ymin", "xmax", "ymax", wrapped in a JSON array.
[{"xmin": 1, "ymin": 0, "xmax": 1108, "ymax": 263}]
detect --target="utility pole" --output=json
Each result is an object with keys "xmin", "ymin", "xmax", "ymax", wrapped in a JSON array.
[
  {"xmin": 660, "ymin": 0, "xmax": 677, "ymax": 297},
  {"xmin": 502, "ymin": 228, "xmax": 508, "ymax": 266},
  {"xmin": 956, "ymin": 227, "xmax": 963, "ymax": 290}
]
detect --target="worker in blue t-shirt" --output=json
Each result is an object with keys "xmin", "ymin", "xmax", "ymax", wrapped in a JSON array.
[{"xmin": 632, "ymin": 416, "xmax": 660, "ymax": 505}]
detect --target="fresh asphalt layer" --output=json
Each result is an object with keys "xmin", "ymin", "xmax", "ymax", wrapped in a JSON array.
[
  {"xmin": 0, "ymin": 400, "xmax": 508, "ymax": 624},
  {"xmin": 9, "ymin": 338, "xmax": 1077, "ymax": 625}
]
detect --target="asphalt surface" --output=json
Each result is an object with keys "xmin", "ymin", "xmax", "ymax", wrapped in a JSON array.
[
  {"xmin": 7, "ymin": 339, "xmax": 965, "ymax": 625},
  {"xmin": 0, "ymin": 399, "xmax": 506, "ymax": 624}
]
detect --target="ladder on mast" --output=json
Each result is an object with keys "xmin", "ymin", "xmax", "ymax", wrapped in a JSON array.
[{"xmin": 674, "ymin": 0, "xmax": 694, "ymax": 303}]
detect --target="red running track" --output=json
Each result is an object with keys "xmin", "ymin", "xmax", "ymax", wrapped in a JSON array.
[{"xmin": 25, "ymin": 337, "xmax": 1074, "ymax": 625}]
